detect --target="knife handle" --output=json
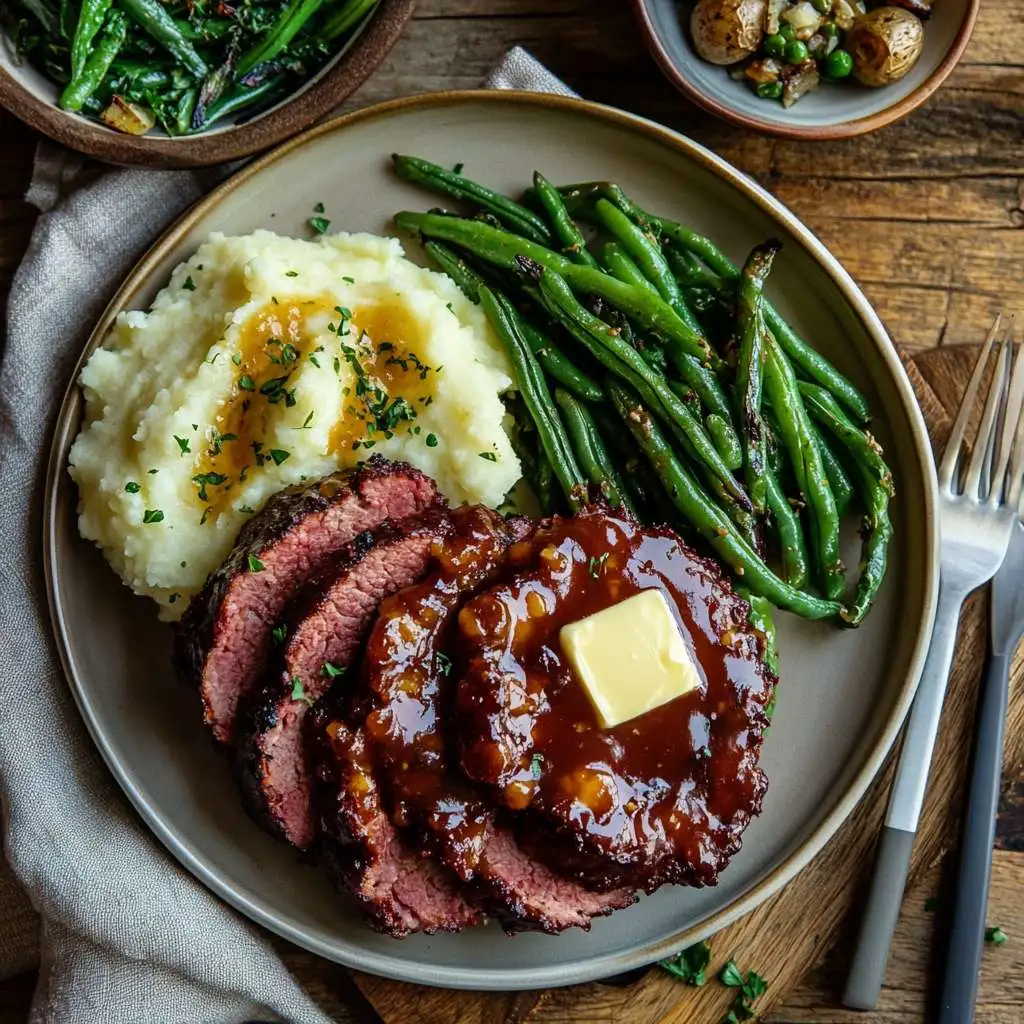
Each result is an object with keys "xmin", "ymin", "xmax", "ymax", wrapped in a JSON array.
[{"xmin": 938, "ymin": 651, "xmax": 1011, "ymax": 1024}]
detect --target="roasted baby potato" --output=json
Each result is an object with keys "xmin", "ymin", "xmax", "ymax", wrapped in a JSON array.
[
  {"xmin": 690, "ymin": 0, "xmax": 767, "ymax": 65},
  {"xmin": 846, "ymin": 7, "xmax": 924, "ymax": 86}
]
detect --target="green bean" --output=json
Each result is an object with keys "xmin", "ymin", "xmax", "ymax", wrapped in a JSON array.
[
  {"xmin": 323, "ymin": 0, "xmax": 379, "ymax": 40},
  {"xmin": 59, "ymin": 9, "xmax": 126, "ymax": 111},
  {"xmin": 423, "ymin": 241, "xmax": 603, "ymax": 402},
  {"xmin": 118, "ymin": 0, "xmax": 207, "ymax": 77},
  {"xmin": 797, "ymin": 382, "xmax": 894, "ymax": 626},
  {"xmin": 534, "ymin": 451, "xmax": 556, "ymax": 516},
  {"xmin": 588, "ymin": 209, "xmax": 741, "ymax": 463},
  {"xmin": 652, "ymin": 218, "xmax": 872, "ymax": 423},
  {"xmin": 735, "ymin": 241, "xmax": 778, "ymax": 513},
  {"xmin": 69, "ymin": 0, "xmax": 113, "ymax": 80},
  {"xmin": 393, "ymin": 156, "xmax": 552, "ymax": 246},
  {"xmin": 198, "ymin": 75, "xmax": 283, "ymax": 129},
  {"xmin": 533, "ymin": 172, "xmax": 599, "ymax": 267},
  {"xmin": 555, "ymin": 182, "xmax": 871, "ymax": 423},
  {"xmin": 763, "ymin": 463, "xmax": 810, "ymax": 590},
  {"xmin": 706, "ymin": 413, "xmax": 743, "ymax": 470},
  {"xmin": 744, "ymin": 592, "xmax": 779, "ymax": 676},
  {"xmin": 764, "ymin": 333, "xmax": 844, "ymax": 601},
  {"xmin": 174, "ymin": 86, "xmax": 198, "ymax": 136},
  {"xmin": 530, "ymin": 261, "xmax": 750, "ymax": 510},
  {"xmin": 555, "ymin": 389, "xmax": 632, "ymax": 512},
  {"xmin": 811, "ymin": 422, "xmax": 855, "ymax": 517},
  {"xmin": 477, "ymin": 284, "xmax": 585, "ymax": 508},
  {"xmin": 606, "ymin": 379, "xmax": 842, "ymax": 621},
  {"xmin": 797, "ymin": 383, "xmax": 894, "ymax": 488},
  {"xmin": 600, "ymin": 242, "xmax": 658, "ymax": 296},
  {"xmin": 393, "ymin": 211, "xmax": 712, "ymax": 364},
  {"xmin": 236, "ymin": 0, "xmax": 322, "ymax": 77}
]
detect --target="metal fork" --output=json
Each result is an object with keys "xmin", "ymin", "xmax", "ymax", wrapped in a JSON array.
[
  {"xmin": 843, "ymin": 317, "xmax": 1024, "ymax": 1010},
  {"xmin": 938, "ymin": 515, "xmax": 1024, "ymax": 1023}
]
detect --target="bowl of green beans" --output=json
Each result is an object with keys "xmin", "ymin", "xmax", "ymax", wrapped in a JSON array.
[
  {"xmin": 0, "ymin": 0, "xmax": 416, "ymax": 165},
  {"xmin": 632, "ymin": 0, "xmax": 977, "ymax": 138}
]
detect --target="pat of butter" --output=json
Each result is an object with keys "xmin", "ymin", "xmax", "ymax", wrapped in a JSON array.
[{"xmin": 559, "ymin": 589, "xmax": 700, "ymax": 729}]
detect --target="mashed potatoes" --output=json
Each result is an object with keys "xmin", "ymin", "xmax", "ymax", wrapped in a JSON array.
[{"xmin": 69, "ymin": 230, "xmax": 520, "ymax": 620}]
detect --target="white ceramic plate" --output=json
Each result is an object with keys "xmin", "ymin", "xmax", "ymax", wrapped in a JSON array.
[{"xmin": 45, "ymin": 91, "xmax": 938, "ymax": 990}]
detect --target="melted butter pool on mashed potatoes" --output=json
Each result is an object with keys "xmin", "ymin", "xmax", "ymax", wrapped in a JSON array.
[{"xmin": 68, "ymin": 230, "xmax": 520, "ymax": 621}]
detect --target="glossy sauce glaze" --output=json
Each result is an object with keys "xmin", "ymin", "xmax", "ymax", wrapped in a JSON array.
[
  {"xmin": 455, "ymin": 508, "xmax": 777, "ymax": 892},
  {"xmin": 358, "ymin": 505, "xmax": 528, "ymax": 879}
]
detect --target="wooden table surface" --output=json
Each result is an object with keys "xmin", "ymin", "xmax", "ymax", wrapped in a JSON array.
[{"xmin": 0, "ymin": 1, "xmax": 1022, "ymax": 1021}]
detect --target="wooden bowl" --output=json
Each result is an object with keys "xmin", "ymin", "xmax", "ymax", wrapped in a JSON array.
[
  {"xmin": 631, "ymin": 0, "xmax": 979, "ymax": 139},
  {"xmin": 0, "ymin": 0, "xmax": 417, "ymax": 168}
]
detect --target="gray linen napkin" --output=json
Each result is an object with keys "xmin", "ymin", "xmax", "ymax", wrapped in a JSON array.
[{"xmin": 0, "ymin": 47, "xmax": 572, "ymax": 1024}]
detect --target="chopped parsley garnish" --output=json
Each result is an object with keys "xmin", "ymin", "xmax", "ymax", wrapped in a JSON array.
[
  {"xmin": 238, "ymin": 375, "xmax": 255, "ymax": 391},
  {"xmin": 453, "ymin": 161, "xmax": 464, "ymax": 174},
  {"xmin": 281, "ymin": 343, "xmax": 300, "ymax": 364},
  {"xmin": 182, "ymin": 275, "xmax": 196, "ymax": 291},
  {"xmin": 425, "ymin": 432, "xmax": 439, "ymax": 447},
  {"xmin": 269, "ymin": 448, "xmax": 290, "ymax": 465},
  {"xmin": 587, "ymin": 552, "xmax": 610, "ymax": 578},
  {"xmin": 529, "ymin": 753, "xmax": 544, "ymax": 780},
  {"xmin": 174, "ymin": 435, "xmax": 191, "ymax": 455},
  {"xmin": 720, "ymin": 964, "xmax": 767, "ymax": 1022},
  {"xmin": 260, "ymin": 375, "xmax": 291, "ymax": 403},
  {"xmin": 271, "ymin": 625, "xmax": 287, "ymax": 646},
  {"xmin": 308, "ymin": 354, "xmax": 320, "ymax": 368},
  {"xmin": 436, "ymin": 652, "xmax": 452, "ymax": 676},
  {"xmin": 142, "ymin": 509, "xmax": 164, "ymax": 524},
  {"xmin": 660, "ymin": 942, "xmax": 710, "ymax": 986},
  {"xmin": 124, "ymin": 481, "xmax": 140, "ymax": 494},
  {"xmin": 247, "ymin": 553, "xmax": 265, "ymax": 572},
  {"xmin": 718, "ymin": 961, "xmax": 744, "ymax": 988},
  {"xmin": 231, "ymin": 352, "xmax": 242, "ymax": 366},
  {"xmin": 342, "ymin": 276, "xmax": 355, "ymax": 284},
  {"xmin": 321, "ymin": 662, "xmax": 345, "ymax": 679},
  {"xmin": 208, "ymin": 430, "xmax": 238, "ymax": 456},
  {"xmin": 239, "ymin": 505, "xmax": 255, "ymax": 514},
  {"xmin": 985, "ymin": 926, "xmax": 1008, "ymax": 946},
  {"xmin": 148, "ymin": 468, "xmax": 158, "ymax": 474},
  {"xmin": 168, "ymin": 593, "xmax": 180, "ymax": 604},
  {"xmin": 290, "ymin": 677, "xmax": 314, "ymax": 707},
  {"xmin": 192, "ymin": 472, "xmax": 227, "ymax": 501},
  {"xmin": 200, "ymin": 507, "xmax": 211, "ymax": 525},
  {"xmin": 309, "ymin": 215, "xmax": 330, "ymax": 235},
  {"xmin": 333, "ymin": 356, "xmax": 341, "ymax": 374},
  {"xmin": 302, "ymin": 411, "xmax": 314, "ymax": 428},
  {"xmin": 313, "ymin": 201, "xmax": 325, "ymax": 213},
  {"xmin": 285, "ymin": 270, "xmax": 298, "ymax": 277},
  {"xmin": 478, "ymin": 451, "xmax": 498, "ymax": 462}
]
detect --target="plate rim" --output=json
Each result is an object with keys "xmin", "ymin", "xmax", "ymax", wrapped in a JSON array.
[{"xmin": 43, "ymin": 88, "xmax": 940, "ymax": 990}]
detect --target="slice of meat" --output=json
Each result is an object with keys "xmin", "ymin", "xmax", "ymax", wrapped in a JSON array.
[
  {"xmin": 175, "ymin": 456, "xmax": 443, "ymax": 745},
  {"xmin": 456, "ymin": 508, "xmax": 777, "ymax": 894},
  {"xmin": 235, "ymin": 511, "xmax": 454, "ymax": 849},
  {"xmin": 312, "ymin": 710, "xmax": 480, "ymax": 937},
  {"xmin": 360, "ymin": 506, "xmax": 632, "ymax": 933}
]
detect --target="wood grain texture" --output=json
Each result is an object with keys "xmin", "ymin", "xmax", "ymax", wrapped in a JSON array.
[{"xmin": 0, "ymin": 1, "xmax": 1021, "ymax": 1020}]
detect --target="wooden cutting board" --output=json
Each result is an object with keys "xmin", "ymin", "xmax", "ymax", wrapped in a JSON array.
[{"xmin": 347, "ymin": 344, "xmax": 1024, "ymax": 1024}]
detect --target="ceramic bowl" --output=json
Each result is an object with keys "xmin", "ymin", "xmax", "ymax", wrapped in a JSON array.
[
  {"xmin": 0, "ymin": 0, "xmax": 416, "ymax": 167},
  {"xmin": 632, "ymin": 0, "xmax": 978, "ymax": 138}
]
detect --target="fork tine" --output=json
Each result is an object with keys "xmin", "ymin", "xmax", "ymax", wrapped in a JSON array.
[
  {"xmin": 963, "ymin": 330, "xmax": 1011, "ymax": 501},
  {"xmin": 939, "ymin": 315, "xmax": 1002, "ymax": 493},
  {"xmin": 990, "ymin": 327, "xmax": 1023, "ymax": 506}
]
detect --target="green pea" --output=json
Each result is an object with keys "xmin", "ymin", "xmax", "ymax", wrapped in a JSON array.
[
  {"xmin": 756, "ymin": 81, "xmax": 784, "ymax": 100},
  {"xmin": 811, "ymin": 0, "xmax": 832, "ymax": 12},
  {"xmin": 784, "ymin": 39, "xmax": 809, "ymax": 63},
  {"xmin": 763, "ymin": 32, "xmax": 786, "ymax": 57},
  {"xmin": 824, "ymin": 48, "xmax": 854, "ymax": 78},
  {"xmin": 778, "ymin": 22, "xmax": 796, "ymax": 40}
]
